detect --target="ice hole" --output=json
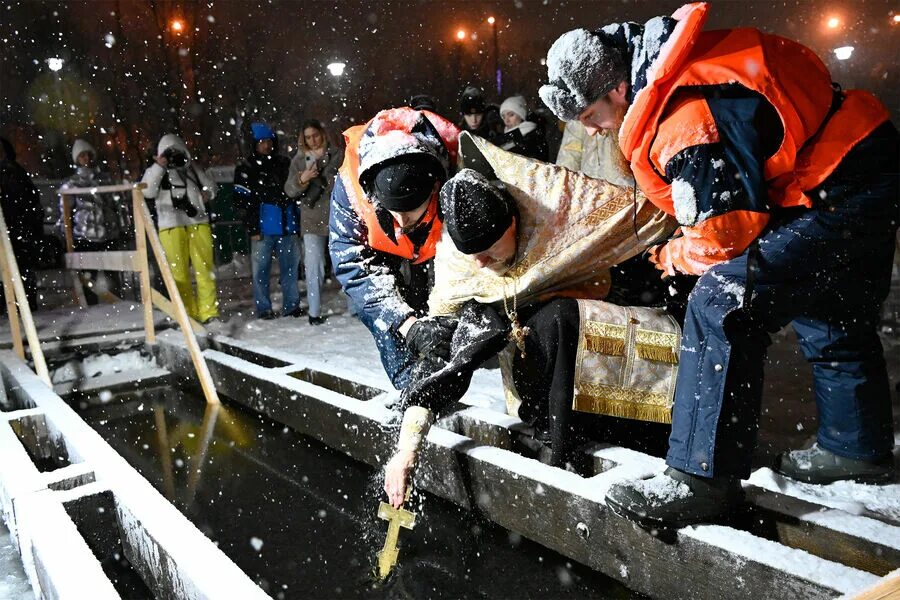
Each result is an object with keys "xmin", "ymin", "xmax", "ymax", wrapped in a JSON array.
[
  {"xmin": 63, "ymin": 490, "xmax": 153, "ymax": 597},
  {"xmin": 9, "ymin": 413, "xmax": 71, "ymax": 472},
  {"xmin": 287, "ymin": 368, "xmax": 385, "ymax": 400}
]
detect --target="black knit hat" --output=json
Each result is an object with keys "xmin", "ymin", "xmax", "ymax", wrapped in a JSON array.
[
  {"xmin": 367, "ymin": 154, "xmax": 443, "ymax": 212},
  {"xmin": 441, "ymin": 169, "xmax": 514, "ymax": 255},
  {"xmin": 460, "ymin": 86, "xmax": 487, "ymax": 115}
]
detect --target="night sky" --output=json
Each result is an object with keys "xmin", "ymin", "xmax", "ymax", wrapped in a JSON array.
[{"xmin": 1, "ymin": 0, "xmax": 897, "ymax": 175}]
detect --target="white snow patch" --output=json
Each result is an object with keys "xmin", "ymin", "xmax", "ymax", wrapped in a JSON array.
[
  {"xmin": 749, "ymin": 467, "xmax": 900, "ymax": 523},
  {"xmin": 671, "ymin": 177, "xmax": 698, "ymax": 226},
  {"xmin": 683, "ymin": 525, "xmax": 878, "ymax": 594}
]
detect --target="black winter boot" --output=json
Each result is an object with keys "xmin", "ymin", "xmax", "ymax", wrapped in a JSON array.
[
  {"xmin": 775, "ymin": 443, "xmax": 894, "ymax": 485},
  {"xmin": 605, "ymin": 467, "xmax": 744, "ymax": 530}
]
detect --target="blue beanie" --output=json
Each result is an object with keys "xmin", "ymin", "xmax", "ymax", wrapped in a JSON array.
[{"xmin": 251, "ymin": 122, "xmax": 276, "ymax": 141}]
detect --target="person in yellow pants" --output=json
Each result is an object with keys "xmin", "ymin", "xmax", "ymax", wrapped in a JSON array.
[
  {"xmin": 158, "ymin": 223, "xmax": 218, "ymax": 322},
  {"xmin": 141, "ymin": 134, "xmax": 220, "ymax": 323}
]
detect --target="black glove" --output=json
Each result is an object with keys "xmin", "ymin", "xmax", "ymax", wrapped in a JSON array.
[{"xmin": 405, "ymin": 316, "xmax": 458, "ymax": 361}]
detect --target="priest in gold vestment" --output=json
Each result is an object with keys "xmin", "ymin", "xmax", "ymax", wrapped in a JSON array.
[{"xmin": 383, "ymin": 132, "xmax": 684, "ymax": 509}]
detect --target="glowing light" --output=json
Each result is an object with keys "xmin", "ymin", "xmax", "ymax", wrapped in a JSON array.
[
  {"xmin": 487, "ymin": 16, "xmax": 495, "ymax": 25},
  {"xmin": 456, "ymin": 29, "xmax": 466, "ymax": 41},
  {"xmin": 326, "ymin": 62, "xmax": 345, "ymax": 77},
  {"xmin": 893, "ymin": 14, "xmax": 900, "ymax": 24},
  {"xmin": 833, "ymin": 46, "xmax": 854, "ymax": 60},
  {"xmin": 46, "ymin": 57, "xmax": 64, "ymax": 71},
  {"xmin": 826, "ymin": 16, "xmax": 840, "ymax": 29},
  {"xmin": 170, "ymin": 19, "xmax": 185, "ymax": 33}
]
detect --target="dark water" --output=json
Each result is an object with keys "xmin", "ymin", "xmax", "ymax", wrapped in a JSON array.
[{"xmin": 77, "ymin": 387, "xmax": 642, "ymax": 599}]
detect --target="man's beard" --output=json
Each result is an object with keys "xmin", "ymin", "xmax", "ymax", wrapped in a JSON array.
[{"xmin": 605, "ymin": 127, "xmax": 633, "ymax": 180}]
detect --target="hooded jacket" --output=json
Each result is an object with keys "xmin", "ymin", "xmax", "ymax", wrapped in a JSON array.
[
  {"xmin": 141, "ymin": 134, "xmax": 217, "ymax": 231},
  {"xmin": 614, "ymin": 2, "xmax": 889, "ymax": 275},
  {"xmin": 60, "ymin": 139, "xmax": 124, "ymax": 244},
  {"xmin": 234, "ymin": 124, "xmax": 296, "ymax": 236},
  {"xmin": 329, "ymin": 108, "xmax": 459, "ymax": 335}
]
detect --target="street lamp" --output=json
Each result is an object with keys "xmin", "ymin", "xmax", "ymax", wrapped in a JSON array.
[
  {"xmin": 327, "ymin": 62, "xmax": 346, "ymax": 77},
  {"xmin": 826, "ymin": 16, "xmax": 840, "ymax": 29},
  {"xmin": 46, "ymin": 57, "xmax": 64, "ymax": 72},
  {"xmin": 833, "ymin": 46, "xmax": 854, "ymax": 60},
  {"xmin": 170, "ymin": 18, "xmax": 185, "ymax": 34},
  {"xmin": 487, "ymin": 16, "xmax": 501, "ymax": 95},
  {"xmin": 456, "ymin": 29, "xmax": 466, "ymax": 41}
]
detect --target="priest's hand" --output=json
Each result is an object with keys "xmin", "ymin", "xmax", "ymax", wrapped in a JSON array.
[
  {"xmin": 405, "ymin": 316, "xmax": 458, "ymax": 361},
  {"xmin": 384, "ymin": 449, "xmax": 417, "ymax": 509}
]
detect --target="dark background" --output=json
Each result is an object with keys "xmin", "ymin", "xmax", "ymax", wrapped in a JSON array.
[{"xmin": 1, "ymin": 0, "xmax": 897, "ymax": 177}]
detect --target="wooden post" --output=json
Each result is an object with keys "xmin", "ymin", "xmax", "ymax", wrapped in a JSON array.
[
  {"xmin": 60, "ymin": 191, "xmax": 88, "ymax": 308},
  {"xmin": 850, "ymin": 568, "xmax": 900, "ymax": 599},
  {"xmin": 0, "ymin": 250, "xmax": 25, "ymax": 359},
  {"xmin": 61, "ymin": 194, "xmax": 74, "ymax": 253},
  {"xmin": 136, "ymin": 197, "xmax": 219, "ymax": 406},
  {"xmin": 0, "ymin": 207, "xmax": 51, "ymax": 385},
  {"xmin": 132, "ymin": 187, "xmax": 156, "ymax": 344}
]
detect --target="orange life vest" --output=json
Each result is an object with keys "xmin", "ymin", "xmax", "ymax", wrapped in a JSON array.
[
  {"xmin": 620, "ymin": 2, "xmax": 889, "ymax": 217},
  {"xmin": 338, "ymin": 108, "xmax": 460, "ymax": 264}
]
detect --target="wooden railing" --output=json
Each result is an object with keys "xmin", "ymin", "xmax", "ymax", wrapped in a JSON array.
[
  {"xmin": 0, "ymin": 206, "xmax": 50, "ymax": 385},
  {"xmin": 0, "ymin": 182, "xmax": 221, "ymax": 405}
]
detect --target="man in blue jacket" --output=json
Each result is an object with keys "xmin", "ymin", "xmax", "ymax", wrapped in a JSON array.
[{"xmin": 235, "ymin": 123, "xmax": 302, "ymax": 320}]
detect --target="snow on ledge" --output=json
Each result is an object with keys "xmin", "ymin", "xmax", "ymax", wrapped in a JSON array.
[{"xmin": 683, "ymin": 524, "xmax": 879, "ymax": 595}]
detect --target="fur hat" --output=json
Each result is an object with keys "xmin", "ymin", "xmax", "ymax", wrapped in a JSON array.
[
  {"xmin": 539, "ymin": 29, "xmax": 629, "ymax": 122},
  {"xmin": 499, "ymin": 95, "xmax": 528, "ymax": 122}
]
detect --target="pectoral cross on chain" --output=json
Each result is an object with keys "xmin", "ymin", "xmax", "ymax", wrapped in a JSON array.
[
  {"xmin": 376, "ymin": 495, "xmax": 417, "ymax": 580},
  {"xmin": 507, "ymin": 311, "xmax": 531, "ymax": 359}
]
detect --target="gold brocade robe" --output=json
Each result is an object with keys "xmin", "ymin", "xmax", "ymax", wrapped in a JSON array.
[
  {"xmin": 428, "ymin": 133, "xmax": 676, "ymax": 316},
  {"xmin": 427, "ymin": 133, "xmax": 680, "ymax": 423}
]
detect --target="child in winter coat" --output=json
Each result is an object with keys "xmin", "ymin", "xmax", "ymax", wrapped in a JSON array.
[
  {"xmin": 59, "ymin": 139, "xmax": 129, "ymax": 304},
  {"xmin": 141, "ymin": 134, "xmax": 219, "ymax": 324}
]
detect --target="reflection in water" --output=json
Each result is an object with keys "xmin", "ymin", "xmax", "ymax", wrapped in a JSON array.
[{"xmin": 79, "ymin": 387, "xmax": 642, "ymax": 599}]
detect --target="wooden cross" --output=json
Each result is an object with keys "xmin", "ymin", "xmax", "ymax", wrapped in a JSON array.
[{"xmin": 376, "ymin": 499, "xmax": 417, "ymax": 580}]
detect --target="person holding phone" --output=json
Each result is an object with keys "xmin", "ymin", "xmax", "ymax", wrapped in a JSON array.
[{"xmin": 285, "ymin": 120, "xmax": 344, "ymax": 325}]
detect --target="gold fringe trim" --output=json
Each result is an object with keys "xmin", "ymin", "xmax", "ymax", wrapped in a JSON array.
[
  {"xmin": 573, "ymin": 394, "xmax": 673, "ymax": 424},
  {"xmin": 584, "ymin": 335, "xmax": 625, "ymax": 356},
  {"xmin": 635, "ymin": 343, "xmax": 679, "ymax": 364}
]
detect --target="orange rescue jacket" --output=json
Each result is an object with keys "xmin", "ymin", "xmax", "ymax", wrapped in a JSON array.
[
  {"xmin": 620, "ymin": 2, "xmax": 889, "ymax": 275},
  {"xmin": 338, "ymin": 108, "xmax": 460, "ymax": 264}
]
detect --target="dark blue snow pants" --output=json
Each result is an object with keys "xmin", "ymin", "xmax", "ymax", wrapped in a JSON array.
[{"xmin": 666, "ymin": 122, "xmax": 899, "ymax": 479}]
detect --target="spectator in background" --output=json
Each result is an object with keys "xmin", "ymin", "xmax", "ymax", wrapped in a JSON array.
[
  {"xmin": 59, "ymin": 139, "xmax": 128, "ymax": 304},
  {"xmin": 235, "ymin": 123, "xmax": 301, "ymax": 320},
  {"xmin": 0, "ymin": 137, "xmax": 43, "ymax": 311},
  {"xmin": 457, "ymin": 86, "xmax": 500, "ymax": 143},
  {"xmin": 285, "ymin": 119, "xmax": 343, "ymax": 325},
  {"xmin": 498, "ymin": 95, "xmax": 548, "ymax": 161},
  {"xmin": 409, "ymin": 94, "xmax": 439, "ymax": 114},
  {"xmin": 141, "ymin": 134, "xmax": 219, "ymax": 324}
]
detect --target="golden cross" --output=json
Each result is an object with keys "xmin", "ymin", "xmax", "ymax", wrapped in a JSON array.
[{"xmin": 375, "ymin": 498, "xmax": 417, "ymax": 580}]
